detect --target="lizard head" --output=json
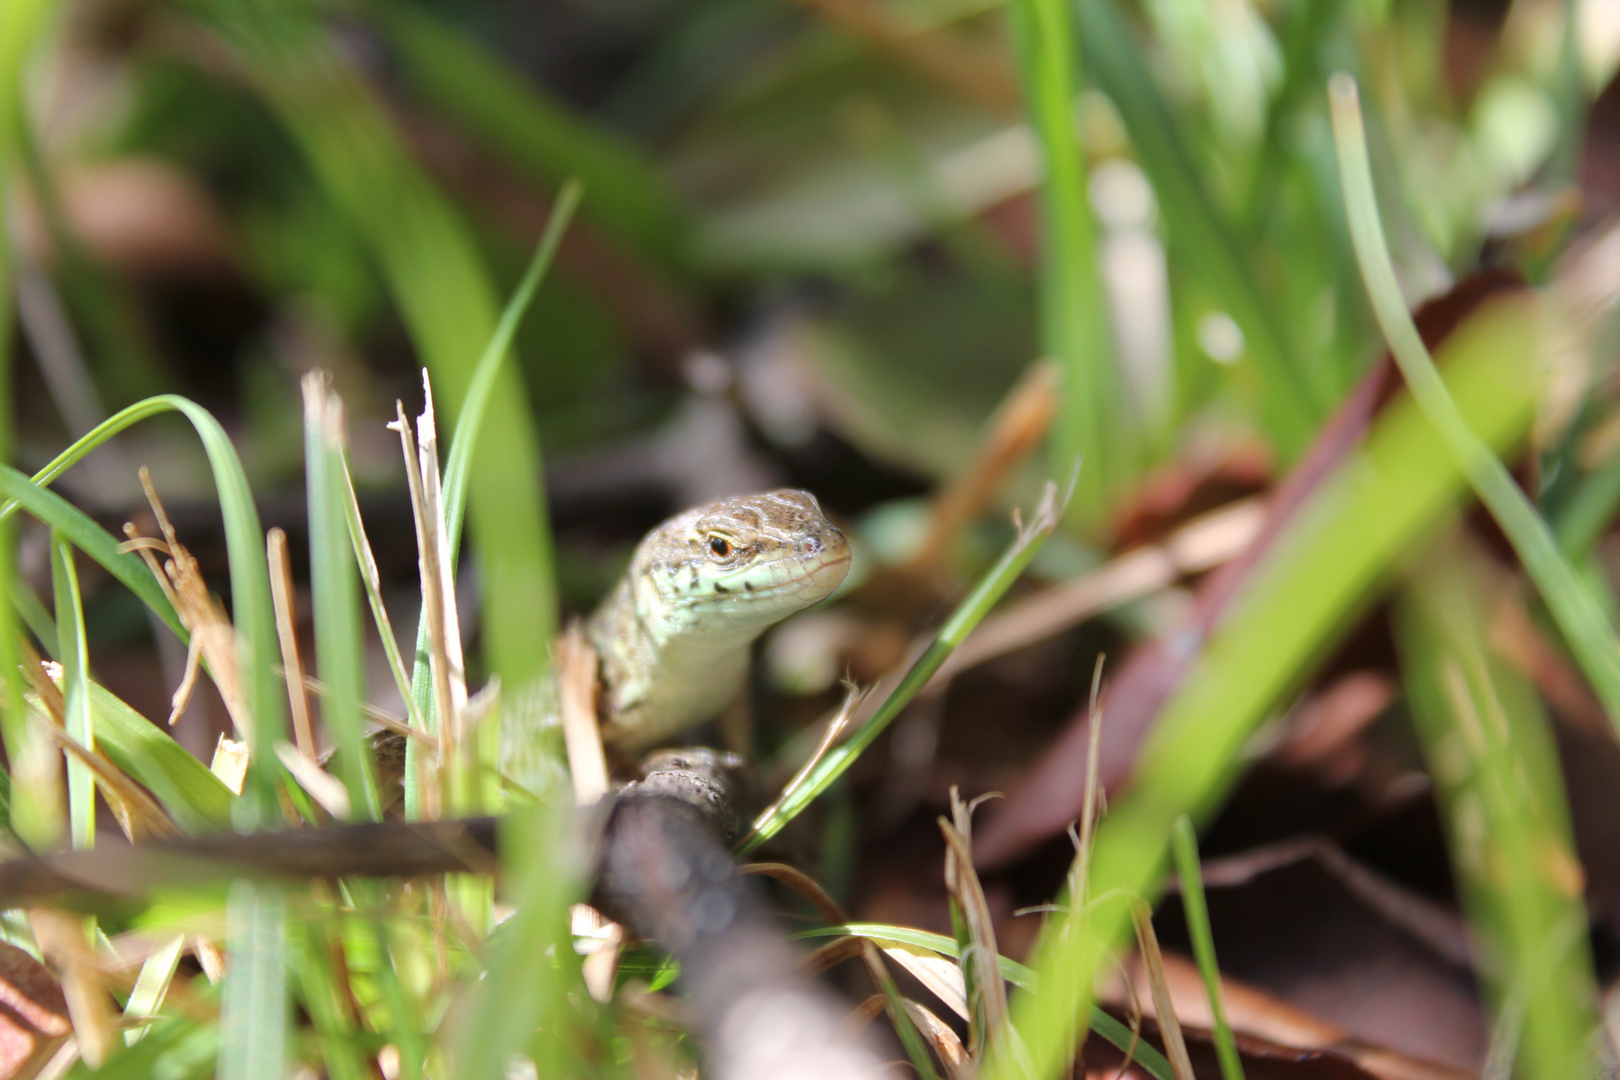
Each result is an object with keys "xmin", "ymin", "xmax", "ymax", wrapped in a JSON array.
[{"xmin": 645, "ymin": 489, "xmax": 851, "ymax": 630}]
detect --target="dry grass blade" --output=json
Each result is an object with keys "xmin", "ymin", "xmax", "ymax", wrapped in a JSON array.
[
  {"xmin": 45, "ymin": 728, "xmax": 180, "ymax": 843},
  {"xmin": 845, "ymin": 993, "xmax": 889, "ymax": 1031},
  {"xmin": 267, "ymin": 528, "xmax": 315, "ymax": 758},
  {"xmin": 803, "ymin": 935, "xmax": 869, "ymax": 976},
  {"xmin": 884, "ymin": 940, "xmax": 970, "ymax": 1023},
  {"xmin": 901, "ymin": 998, "xmax": 972, "ymax": 1079},
  {"xmin": 389, "ymin": 391, "xmax": 451, "ymax": 819},
  {"xmin": 274, "ymin": 743, "xmax": 351, "ymax": 819},
  {"xmin": 556, "ymin": 625, "xmax": 607, "ymax": 805},
  {"xmin": 790, "ymin": 0, "xmax": 1021, "ymax": 112},
  {"xmin": 907, "ymin": 360, "xmax": 1061, "ymax": 574},
  {"xmin": 414, "ymin": 377, "xmax": 469, "ymax": 726},
  {"xmin": 20, "ymin": 645, "xmax": 181, "ymax": 842},
  {"xmin": 1133, "ymin": 903, "xmax": 1195, "ymax": 1080},
  {"xmin": 210, "ymin": 736, "xmax": 250, "ymax": 796},
  {"xmin": 934, "ymin": 499, "xmax": 1263, "ymax": 684},
  {"xmin": 337, "ymin": 452, "xmax": 428, "ymax": 736},
  {"xmin": 125, "ymin": 469, "xmax": 250, "ymax": 738},
  {"xmin": 940, "ymin": 786, "xmax": 1009, "ymax": 1050},
  {"xmin": 31, "ymin": 909, "xmax": 115, "ymax": 1068},
  {"xmin": 283, "ymin": 672, "xmax": 419, "ymax": 739},
  {"xmin": 580, "ymin": 920, "xmax": 624, "ymax": 1004},
  {"xmin": 738, "ymin": 680, "xmax": 866, "ymax": 850}
]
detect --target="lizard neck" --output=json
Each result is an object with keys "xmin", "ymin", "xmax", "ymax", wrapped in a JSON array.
[
  {"xmin": 585, "ymin": 489, "xmax": 851, "ymax": 750},
  {"xmin": 589, "ymin": 572, "xmax": 761, "ymax": 749}
]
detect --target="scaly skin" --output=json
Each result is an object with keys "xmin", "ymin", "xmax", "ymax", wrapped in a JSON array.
[
  {"xmin": 364, "ymin": 490, "xmax": 850, "ymax": 803},
  {"xmin": 590, "ymin": 489, "xmax": 851, "ymax": 750}
]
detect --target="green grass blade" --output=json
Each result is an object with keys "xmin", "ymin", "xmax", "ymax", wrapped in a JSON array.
[
  {"xmin": 1554, "ymin": 451, "xmax": 1620, "ymax": 559},
  {"xmin": 12, "ymin": 579, "xmax": 58, "ymax": 657},
  {"xmin": 291, "ymin": 917, "xmax": 369, "ymax": 1080},
  {"xmin": 0, "ymin": 393, "xmax": 282, "ymax": 823},
  {"xmin": 795, "ymin": 923, "xmax": 1036, "ymax": 985},
  {"xmin": 1329, "ymin": 73, "xmax": 1620, "ymax": 728},
  {"xmin": 0, "ymin": 466, "xmax": 184, "ymax": 640},
  {"xmin": 50, "ymin": 534, "xmax": 95, "ymax": 850},
  {"xmin": 404, "ymin": 181, "xmax": 580, "ymax": 816},
  {"xmin": 1398, "ymin": 544, "xmax": 1597, "ymax": 1079},
  {"xmin": 123, "ymin": 932, "xmax": 186, "ymax": 1044},
  {"xmin": 792, "ymin": 924, "xmax": 1174, "ymax": 1080},
  {"xmin": 373, "ymin": 4, "xmax": 681, "ymax": 266},
  {"xmin": 304, "ymin": 377, "xmax": 379, "ymax": 822},
  {"xmin": 1170, "ymin": 818, "xmax": 1244, "ymax": 1080},
  {"xmin": 354, "ymin": 906, "xmax": 426, "ymax": 1080},
  {"xmin": 0, "ymin": 397, "xmax": 174, "ymax": 514},
  {"xmin": 89, "ymin": 681, "xmax": 236, "ymax": 833},
  {"xmin": 203, "ymin": 6, "xmax": 558, "ymax": 701},
  {"xmin": 0, "ymin": 0, "xmax": 57, "ymax": 858},
  {"xmin": 1007, "ymin": 0, "xmax": 1123, "ymax": 521},
  {"xmin": 874, "ymin": 954, "xmax": 945, "ymax": 1080},
  {"xmin": 338, "ymin": 456, "xmax": 425, "ymax": 738},
  {"xmin": 78, "ymin": 1014, "xmax": 217, "ymax": 1080},
  {"xmin": 160, "ymin": 396, "xmax": 286, "ymax": 827},
  {"xmin": 451, "ymin": 807, "xmax": 591, "ymax": 1079},
  {"xmin": 435, "ymin": 179, "xmax": 582, "ymax": 594},
  {"xmin": 217, "ymin": 882, "xmax": 288, "ymax": 1080},
  {"xmin": 1073, "ymin": 0, "xmax": 1320, "ymax": 457},
  {"xmin": 986, "ymin": 292, "xmax": 1546, "ymax": 1080},
  {"xmin": 742, "ymin": 483, "xmax": 1067, "ymax": 853}
]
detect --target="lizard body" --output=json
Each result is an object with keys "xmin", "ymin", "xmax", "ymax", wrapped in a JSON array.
[
  {"xmin": 368, "ymin": 490, "xmax": 850, "ymax": 802},
  {"xmin": 589, "ymin": 489, "xmax": 850, "ymax": 750}
]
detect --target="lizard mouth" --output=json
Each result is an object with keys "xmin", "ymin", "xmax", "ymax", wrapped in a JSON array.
[
  {"xmin": 693, "ymin": 548, "xmax": 851, "ymax": 607},
  {"xmin": 783, "ymin": 549, "xmax": 852, "ymax": 604}
]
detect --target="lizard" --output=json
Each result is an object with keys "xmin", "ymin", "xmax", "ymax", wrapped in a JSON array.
[
  {"xmin": 588, "ymin": 487, "xmax": 851, "ymax": 751},
  {"xmin": 370, "ymin": 489, "xmax": 851, "ymax": 800}
]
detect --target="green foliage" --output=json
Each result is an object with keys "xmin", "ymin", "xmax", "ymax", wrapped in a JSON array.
[
  {"xmin": 1399, "ymin": 542, "xmax": 1597, "ymax": 1080},
  {"xmin": 0, "ymin": 0, "xmax": 1616, "ymax": 1076},
  {"xmin": 1008, "ymin": 0, "xmax": 1123, "ymax": 520},
  {"xmin": 990, "ymin": 293, "xmax": 1548, "ymax": 1079}
]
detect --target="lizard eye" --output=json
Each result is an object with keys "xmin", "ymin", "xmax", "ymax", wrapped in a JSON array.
[{"xmin": 708, "ymin": 535, "xmax": 733, "ymax": 559}]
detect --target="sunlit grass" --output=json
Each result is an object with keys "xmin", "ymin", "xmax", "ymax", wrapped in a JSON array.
[{"xmin": 0, "ymin": 1, "xmax": 1615, "ymax": 1077}]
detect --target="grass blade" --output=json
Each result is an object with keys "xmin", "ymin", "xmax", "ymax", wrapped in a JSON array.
[
  {"xmin": 205, "ymin": 5, "xmax": 559, "ymax": 700},
  {"xmin": 793, "ymin": 923, "xmax": 1175, "ymax": 1080},
  {"xmin": 2, "ymin": 394, "xmax": 285, "ymax": 823},
  {"xmin": 1007, "ymin": 0, "xmax": 1123, "ymax": 520},
  {"xmin": 217, "ymin": 882, "xmax": 288, "ymax": 1080},
  {"xmin": 123, "ymin": 932, "xmax": 186, "ymax": 1044},
  {"xmin": 742, "ymin": 482, "xmax": 1068, "ymax": 853},
  {"xmin": 985, "ymin": 290, "xmax": 1546, "ymax": 1080},
  {"xmin": 451, "ymin": 807, "xmax": 593, "ymax": 1079},
  {"xmin": 1073, "ymin": 0, "xmax": 1321, "ymax": 456},
  {"xmin": 291, "ymin": 916, "xmax": 369, "ymax": 1080},
  {"xmin": 1329, "ymin": 73, "xmax": 1620, "ymax": 728},
  {"xmin": 0, "ymin": 465, "xmax": 184, "ymax": 640},
  {"xmin": 1170, "ymin": 817, "xmax": 1244, "ymax": 1080},
  {"xmin": 1398, "ymin": 541, "xmax": 1597, "ymax": 1079},
  {"xmin": 49, "ymin": 535, "xmax": 95, "ymax": 850},
  {"xmin": 0, "ymin": 0, "xmax": 58, "ymax": 867},
  {"xmin": 404, "ymin": 181, "xmax": 580, "ymax": 816},
  {"xmin": 374, "ymin": 5, "xmax": 679, "ymax": 265},
  {"xmin": 337, "ymin": 466, "xmax": 423, "ymax": 739},
  {"xmin": 303, "ymin": 374, "xmax": 380, "ymax": 822},
  {"xmin": 88, "ymin": 681, "xmax": 235, "ymax": 833}
]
